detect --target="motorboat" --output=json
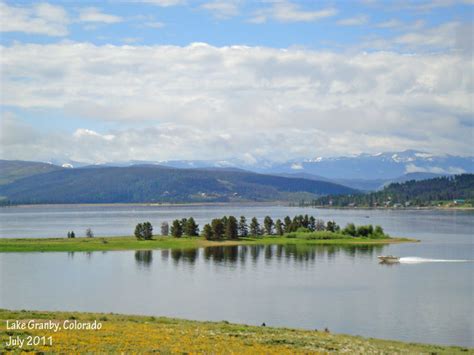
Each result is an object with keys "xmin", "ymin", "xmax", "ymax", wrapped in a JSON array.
[{"xmin": 377, "ymin": 255, "xmax": 400, "ymax": 263}]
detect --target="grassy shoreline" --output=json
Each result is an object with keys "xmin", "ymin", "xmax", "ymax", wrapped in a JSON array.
[
  {"xmin": 0, "ymin": 235, "xmax": 417, "ymax": 253},
  {"xmin": 0, "ymin": 309, "xmax": 471, "ymax": 353}
]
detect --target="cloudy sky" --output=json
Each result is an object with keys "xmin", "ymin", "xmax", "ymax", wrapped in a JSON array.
[{"xmin": 0, "ymin": 0, "xmax": 472, "ymax": 164}]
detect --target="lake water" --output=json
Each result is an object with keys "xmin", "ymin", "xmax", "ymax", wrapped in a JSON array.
[{"xmin": 0, "ymin": 205, "xmax": 473, "ymax": 347}]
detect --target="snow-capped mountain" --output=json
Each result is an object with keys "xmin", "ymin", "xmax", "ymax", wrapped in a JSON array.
[
  {"xmin": 259, "ymin": 150, "xmax": 473, "ymax": 180},
  {"xmin": 49, "ymin": 150, "xmax": 473, "ymax": 181}
]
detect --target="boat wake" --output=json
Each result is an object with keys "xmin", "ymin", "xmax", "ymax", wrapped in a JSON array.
[{"xmin": 399, "ymin": 257, "xmax": 473, "ymax": 264}]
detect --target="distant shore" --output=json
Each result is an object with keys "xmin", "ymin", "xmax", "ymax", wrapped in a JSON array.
[
  {"xmin": 0, "ymin": 309, "xmax": 470, "ymax": 353},
  {"xmin": 1, "ymin": 202, "xmax": 473, "ymax": 211},
  {"xmin": 0, "ymin": 235, "xmax": 417, "ymax": 253}
]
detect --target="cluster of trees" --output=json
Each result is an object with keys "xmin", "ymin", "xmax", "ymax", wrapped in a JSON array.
[
  {"xmin": 191, "ymin": 214, "xmax": 341, "ymax": 241},
  {"xmin": 167, "ymin": 217, "xmax": 199, "ymax": 238},
  {"xmin": 133, "ymin": 215, "xmax": 387, "ymax": 241},
  {"xmin": 316, "ymin": 174, "xmax": 474, "ymax": 207},
  {"xmin": 341, "ymin": 223, "xmax": 385, "ymax": 238},
  {"xmin": 134, "ymin": 222, "xmax": 153, "ymax": 240},
  {"xmin": 66, "ymin": 228, "xmax": 94, "ymax": 238}
]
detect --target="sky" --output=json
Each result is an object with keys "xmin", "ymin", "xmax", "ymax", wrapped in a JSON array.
[{"xmin": 0, "ymin": 0, "xmax": 473, "ymax": 164}]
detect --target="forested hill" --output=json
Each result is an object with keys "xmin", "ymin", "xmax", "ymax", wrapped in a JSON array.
[
  {"xmin": 0, "ymin": 164, "xmax": 357, "ymax": 205},
  {"xmin": 315, "ymin": 174, "xmax": 474, "ymax": 207},
  {"xmin": 0, "ymin": 160, "xmax": 62, "ymax": 185}
]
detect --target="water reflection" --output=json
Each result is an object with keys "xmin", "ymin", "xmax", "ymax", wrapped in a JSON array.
[
  {"xmin": 135, "ymin": 250, "xmax": 153, "ymax": 267},
  {"xmin": 134, "ymin": 244, "xmax": 385, "ymax": 266}
]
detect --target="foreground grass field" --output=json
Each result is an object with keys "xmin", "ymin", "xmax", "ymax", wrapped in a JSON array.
[
  {"xmin": 1, "ymin": 310, "xmax": 471, "ymax": 354},
  {"xmin": 0, "ymin": 234, "xmax": 416, "ymax": 252}
]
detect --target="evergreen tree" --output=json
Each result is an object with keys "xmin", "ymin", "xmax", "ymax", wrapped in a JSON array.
[
  {"xmin": 211, "ymin": 218, "xmax": 224, "ymax": 240},
  {"xmin": 202, "ymin": 223, "xmax": 213, "ymax": 240},
  {"xmin": 308, "ymin": 216, "xmax": 316, "ymax": 231},
  {"xmin": 221, "ymin": 216, "xmax": 228, "ymax": 237},
  {"xmin": 143, "ymin": 221, "xmax": 153, "ymax": 240},
  {"xmin": 70, "ymin": 231, "xmax": 75, "ymax": 238},
  {"xmin": 263, "ymin": 216, "xmax": 274, "ymax": 235},
  {"xmin": 283, "ymin": 216, "xmax": 292, "ymax": 233},
  {"xmin": 303, "ymin": 214, "xmax": 309, "ymax": 228},
  {"xmin": 185, "ymin": 217, "xmax": 199, "ymax": 236},
  {"xmin": 171, "ymin": 219, "xmax": 183, "ymax": 238},
  {"xmin": 161, "ymin": 222, "xmax": 169, "ymax": 236},
  {"xmin": 326, "ymin": 220, "xmax": 339, "ymax": 233},
  {"xmin": 238, "ymin": 216, "xmax": 248, "ymax": 237},
  {"xmin": 249, "ymin": 217, "xmax": 260, "ymax": 237},
  {"xmin": 180, "ymin": 218, "xmax": 188, "ymax": 231},
  {"xmin": 226, "ymin": 216, "xmax": 238, "ymax": 239},
  {"xmin": 275, "ymin": 219, "xmax": 284, "ymax": 236},
  {"xmin": 134, "ymin": 223, "xmax": 144, "ymax": 240}
]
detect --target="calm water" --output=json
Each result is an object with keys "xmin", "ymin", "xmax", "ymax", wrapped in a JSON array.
[{"xmin": 0, "ymin": 205, "xmax": 473, "ymax": 346}]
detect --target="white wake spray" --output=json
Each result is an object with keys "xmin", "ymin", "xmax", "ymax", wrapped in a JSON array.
[{"xmin": 399, "ymin": 257, "xmax": 473, "ymax": 264}]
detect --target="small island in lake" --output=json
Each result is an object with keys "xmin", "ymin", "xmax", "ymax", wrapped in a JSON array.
[{"xmin": 0, "ymin": 214, "xmax": 417, "ymax": 252}]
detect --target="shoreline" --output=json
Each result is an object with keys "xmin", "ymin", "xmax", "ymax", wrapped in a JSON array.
[
  {"xmin": 0, "ymin": 235, "xmax": 417, "ymax": 253},
  {"xmin": 0, "ymin": 202, "xmax": 472, "ymax": 211},
  {"xmin": 0, "ymin": 309, "xmax": 471, "ymax": 353}
]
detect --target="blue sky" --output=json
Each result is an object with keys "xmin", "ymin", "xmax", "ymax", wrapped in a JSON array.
[{"xmin": 0, "ymin": 1, "xmax": 473, "ymax": 164}]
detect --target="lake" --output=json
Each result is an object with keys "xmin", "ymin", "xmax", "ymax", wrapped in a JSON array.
[{"xmin": 0, "ymin": 205, "xmax": 473, "ymax": 347}]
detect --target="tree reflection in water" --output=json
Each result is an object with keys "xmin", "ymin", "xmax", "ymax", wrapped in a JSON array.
[
  {"xmin": 152, "ymin": 244, "xmax": 386, "ymax": 266},
  {"xmin": 135, "ymin": 250, "xmax": 153, "ymax": 268}
]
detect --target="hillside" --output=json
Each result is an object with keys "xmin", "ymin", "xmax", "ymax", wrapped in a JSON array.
[
  {"xmin": 0, "ymin": 163, "xmax": 357, "ymax": 204},
  {"xmin": 315, "ymin": 174, "xmax": 474, "ymax": 207},
  {"xmin": 0, "ymin": 160, "xmax": 63, "ymax": 185}
]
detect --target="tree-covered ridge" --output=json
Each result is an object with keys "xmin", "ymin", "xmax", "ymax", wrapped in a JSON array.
[
  {"xmin": 315, "ymin": 174, "xmax": 474, "ymax": 207},
  {"xmin": 0, "ymin": 160, "xmax": 62, "ymax": 185},
  {"xmin": 0, "ymin": 165, "xmax": 357, "ymax": 205}
]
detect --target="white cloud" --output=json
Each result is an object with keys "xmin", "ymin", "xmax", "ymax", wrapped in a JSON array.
[
  {"xmin": 250, "ymin": 1, "xmax": 337, "ymax": 23},
  {"xmin": 78, "ymin": 7, "xmax": 122, "ymax": 24},
  {"xmin": 405, "ymin": 163, "xmax": 467, "ymax": 174},
  {"xmin": 201, "ymin": 1, "xmax": 239, "ymax": 19},
  {"xmin": 136, "ymin": 0, "xmax": 185, "ymax": 6},
  {"xmin": 0, "ymin": 1, "xmax": 69, "ymax": 36},
  {"xmin": 0, "ymin": 41, "xmax": 472, "ymax": 161},
  {"xmin": 337, "ymin": 15, "xmax": 368, "ymax": 26},
  {"xmin": 394, "ymin": 21, "xmax": 472, "ymax": 53}
]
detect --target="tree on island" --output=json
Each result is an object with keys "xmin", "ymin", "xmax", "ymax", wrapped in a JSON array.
[
  {"xmin": 202, "ymin": 224, "xmax": 213, "ymax": 240},
  {"xmin": 86, "ymin": 228, "xmax": 94, "ymax": 238},
  {"xmin": 134, "ymin": 222, "xmax": 153, "ymax": 240},
  {"xmin": 67, "ymin": 231, "xmax": 75, "ymax": 238},
  {"xmin": 238, "ymin": 216, "xmax": 248, "ymax": 237},
  {"xmin": 211, "ymin": 218, "xmax": 225, "ymax": 240},
  {"xmin": 171, "ymin": 219, "xmax": 183, "ymax": 238},
  {"xmin": 185, "ymin": 217, "xmax": 199, "ymax": 236},
  {"xmin": 275, "ymin": 219, "xmax": 284, "ymax": 236},
  {"xmin": 326, "ymin": 221, "xmax": 340, "ymax": 233},
  {"xmin": 315, "ymin": 219, "xmax": 325, "ymax": 231},
  {"xmin": 342, "ymin": 223, "xmax": 357, "ymax": 236},
  {"xmin": 249, "ymin": 217, "xmax": 260, "ymax": 237},
  {"xmin": 309, "ymin": 216, "xmax": 316, "ymax": 231},
  {"xmin": 263, "ymin": 216, "xmax": 274, "ymax": 235},
  {"xmin": 283, "ymin": 216, "xmax": 292, "ymax": 233},
  {"xmin": 226, "ymin": 216, "xmax": 238, "ymax": 240},
  {"xmin": 161, "ymin": 222, "xmax": 169, "ymax": 236}
]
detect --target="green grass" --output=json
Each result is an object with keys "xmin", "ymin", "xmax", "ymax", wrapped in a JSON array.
[
  {"xmin": 0, "ymin": 309, "xmax": 471, "ymax": 354},
  {"xmin": 0, "ymin": 233, "xmax": 417, "ymax": 253}
]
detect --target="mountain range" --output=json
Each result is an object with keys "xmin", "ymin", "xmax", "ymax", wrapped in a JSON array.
[
  {"xmin": 0, "ymin": 161, "xmax": 356, "ymax": 204},
  {"xmin": 48, "ymin": 150, "xmax": 474, "ymax": 191}
]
